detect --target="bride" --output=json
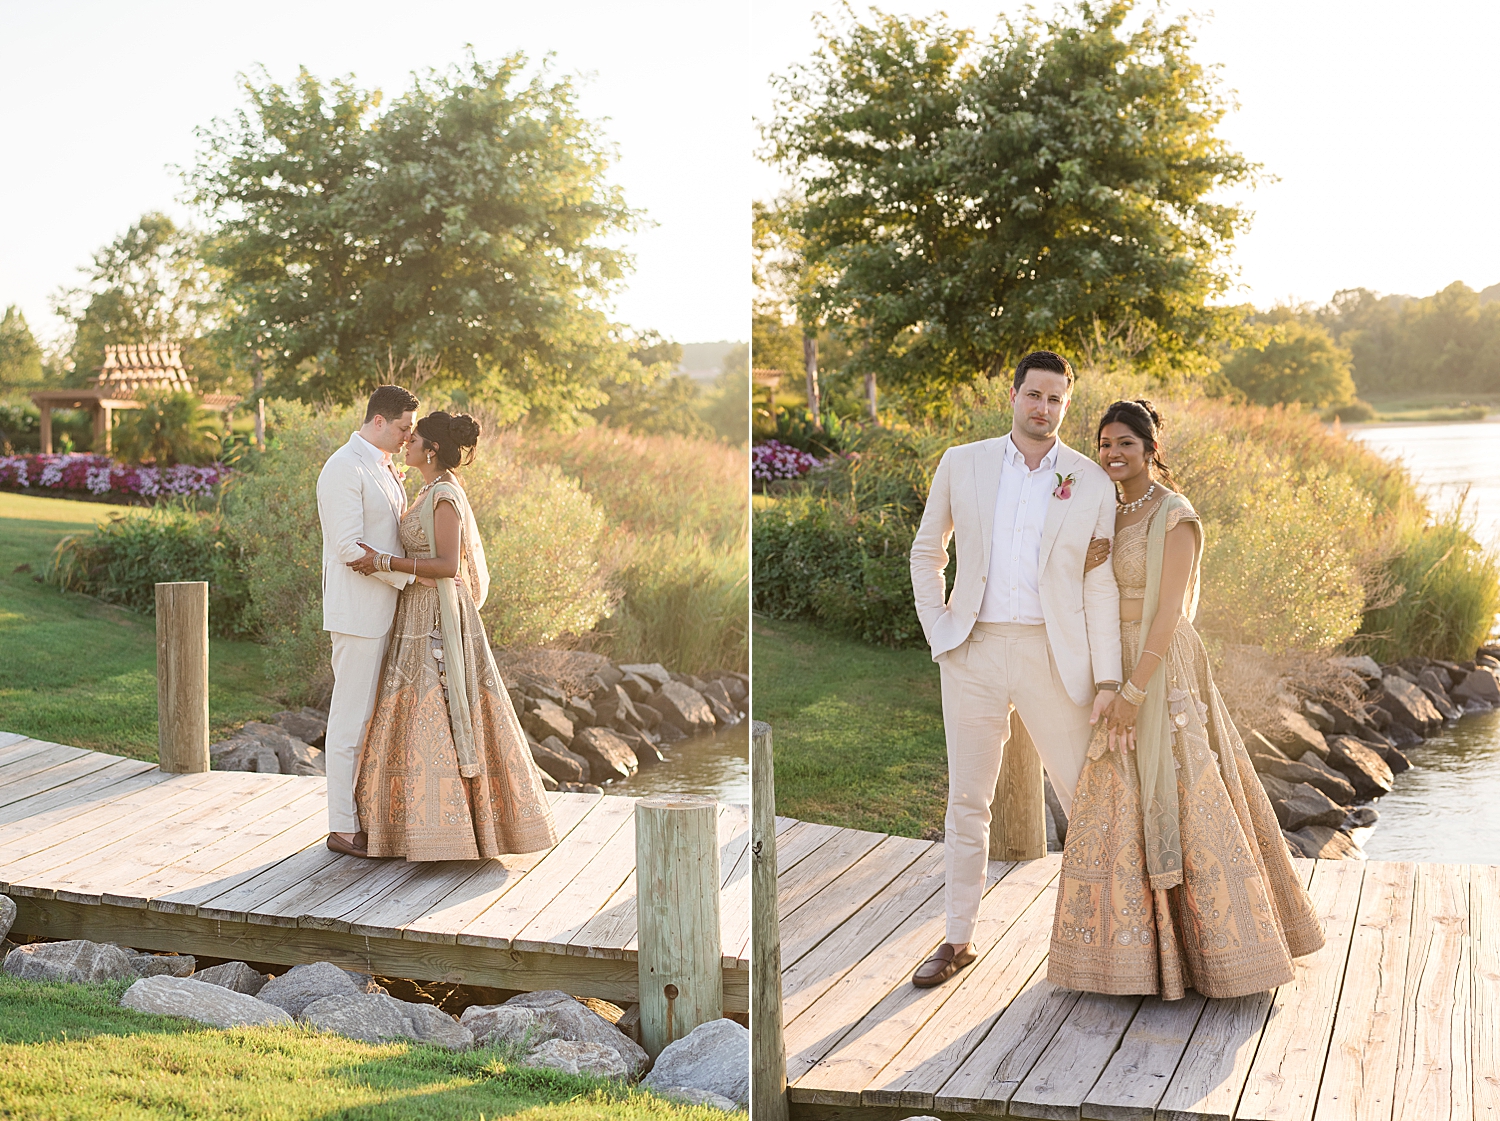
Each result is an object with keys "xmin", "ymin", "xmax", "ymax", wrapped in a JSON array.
[
  {"xmin": 1049, "ymin": 399, "xmax": 1324, "ymax": 999},
  {"xmin": 347, "ymin": 410, "xmax": 558, "ymax": 861}
]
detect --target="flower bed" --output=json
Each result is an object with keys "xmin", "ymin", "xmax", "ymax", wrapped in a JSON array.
[
  {"xmin": 752, "ymin": 439, "xmax": 825, "ymax": 483},
  {"xmin": 0, "ymin": 454, "xmax": 230, "ymax": 501}
]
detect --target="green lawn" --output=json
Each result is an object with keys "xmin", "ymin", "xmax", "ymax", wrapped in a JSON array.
[
  {"xmin": 751, "ymin": 614, "xmax": 947, "ymax": 838},
  {"xmin": 0, "ymin": 492, "xmax": 280, "ymax": 758},
  {"xmin": 0, "ymin": 975, "xmax": 719, "ymax": 1120}
]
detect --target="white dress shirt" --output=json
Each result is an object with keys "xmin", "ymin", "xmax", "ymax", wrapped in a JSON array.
[{"xmin": 977, "ymin": 435, "xmax": 1058, "ymax": 624}]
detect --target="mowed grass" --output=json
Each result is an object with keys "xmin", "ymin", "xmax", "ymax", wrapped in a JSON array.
[
  {"xmin": 0, "ymin": 975, "xmax": 719, "ymax": 1120},
  {"xmin": 0, "ymin": 491, "xmax": 280, "ymax": 758},
  {"xmin": 751, "ymin": 614, "xmax": 947, "ymax": 838}
]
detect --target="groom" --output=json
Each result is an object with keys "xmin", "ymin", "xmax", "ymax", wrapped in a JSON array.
[
  {"xmin": 908, "ymin": 350, "xmax": 1121, "ymax": 987},
  {"xmin": 317, "ymin": 384, "xmax": 420, "ymax": 857}
]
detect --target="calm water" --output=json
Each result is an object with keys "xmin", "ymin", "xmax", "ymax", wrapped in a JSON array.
[
  {"xmin": 1348, "ymin": 418, "xmax": 1500, "ymax": 862},
  {"xmin": 606, "ymin": 721, "xmax": 749, "ymax": 805}
]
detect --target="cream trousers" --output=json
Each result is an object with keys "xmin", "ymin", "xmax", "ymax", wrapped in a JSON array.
[
  {"xmin": 940, "ymin": 621, "xmax": 1094, "ymax": 944},
  {"xmin": 326, "ymin": 630, "xmax": 390, "ymax": 834}
]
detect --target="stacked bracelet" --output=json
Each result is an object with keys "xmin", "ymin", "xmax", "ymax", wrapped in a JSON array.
[
  {"xmin": 1120, "ymin": 680, "xmax": 1148, "ymax": 706},
  {"xmin": 377, "ymin": 553, "xmax": 393, "ymax": 572}
]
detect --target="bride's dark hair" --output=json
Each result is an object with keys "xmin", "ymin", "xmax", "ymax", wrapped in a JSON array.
[
  {"xmin": 415, "ymin": 410, "xmax": 481, "ymax": 471},
  {"xmin": 1097, "ymin": 399, "xmax": 1176, "ymax": 490}
]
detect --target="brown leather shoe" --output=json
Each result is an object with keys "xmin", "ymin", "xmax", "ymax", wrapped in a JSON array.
[
  {"xmin": 912, "ymin": 942, "xmax": 977, "ymax": 988},
  {"xmin": 326, "ymin": 831, "xmax": 368, "ymax": 857}
]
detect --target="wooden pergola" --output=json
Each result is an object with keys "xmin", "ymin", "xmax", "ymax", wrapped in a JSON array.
[{"xmin": 31, "ymin": 343, "xmax": 240, "ymax": 455}]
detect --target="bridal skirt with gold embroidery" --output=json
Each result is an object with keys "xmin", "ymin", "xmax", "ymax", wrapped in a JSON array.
[
  {"xmin": 1047, "ymin": 619, "xmax": 1324, "ymax": 999},
  {"xmin": 356, "ymin": 580, "xmax": 558, "ymax": 861}
]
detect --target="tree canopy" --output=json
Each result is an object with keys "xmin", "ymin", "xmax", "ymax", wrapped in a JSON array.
[
  {"xmin": 766, "ymin": 2, "xmax": 1256, "ymax": 408},
  {"xmin": 0, "ymin": 307, "xmax": 44, "ymax": 392},
  {"xmin": 191, "ymin": 54, "xmax": 640, "ymax": 423},
  {"xmin": 1219, "ymin": 309, "xmax": 1356, "ymax": 409}
]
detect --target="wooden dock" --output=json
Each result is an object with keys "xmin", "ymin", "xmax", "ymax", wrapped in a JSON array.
[
  {"xmin": 775, "ymin": 814, "xmax": 1499, "ymax": 1121},
  {"xmin": 0, "ymin": 731, "xmax": 749, "ymax": 1012}
]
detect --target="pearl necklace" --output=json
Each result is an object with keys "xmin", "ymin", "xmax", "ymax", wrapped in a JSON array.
[{"xmin": 1117, "ymin": 481, "xmax": 1157, "ymax": 514}]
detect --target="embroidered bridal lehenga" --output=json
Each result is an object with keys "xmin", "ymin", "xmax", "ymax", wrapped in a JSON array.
[
  {"xmin": 356, "ymin": 480, "xmax": 558, "ymax": 861},
  {"xmin": 1048, "ymin": 496, "xmax": 1325, "ymax": 999}
]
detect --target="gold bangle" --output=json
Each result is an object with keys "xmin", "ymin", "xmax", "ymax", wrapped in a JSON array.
[{"xmin": 1120, "ymin": 680, "xmax": 1148, "ymax": 706}]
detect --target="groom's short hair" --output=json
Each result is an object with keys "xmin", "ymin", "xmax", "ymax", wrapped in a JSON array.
[
  {"xmin": 1013, "ymin": 351, "xmax": 1075, "ymax": 390},
  {"xmin": 365, "ymin": 385, "xmax": 419, "ymax": 422}
]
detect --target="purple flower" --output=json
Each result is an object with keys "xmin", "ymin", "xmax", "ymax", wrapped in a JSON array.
[{"xmin": 0, "ymin": 453, "xmax": 230, "ymax": 500}]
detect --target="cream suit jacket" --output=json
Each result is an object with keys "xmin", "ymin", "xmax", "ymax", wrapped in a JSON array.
[
  {"xmin": 317, "ymin": 434, "xmax": 413, "ymax": 638},
  {"xmin": 910, "ymin": 437, "xmax": 1122, "ymax": 707}
]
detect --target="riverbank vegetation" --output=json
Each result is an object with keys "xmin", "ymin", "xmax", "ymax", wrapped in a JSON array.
[{"xmin": 0, "ymin": 974, "xmax": 717, "ymax": 1121}]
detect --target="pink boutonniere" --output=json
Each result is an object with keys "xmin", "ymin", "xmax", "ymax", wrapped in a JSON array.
[{"xmin": 1053, "ymin": 471, "xmax": 1076, "ymax": 500}]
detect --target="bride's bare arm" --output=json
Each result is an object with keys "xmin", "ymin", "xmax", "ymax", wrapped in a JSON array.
[
  {"xmin": 1103, "ymin": 521, "xmax": 1196, "ymax": 749},
  {"xmin": 348, "ymin": 501, "xmax": 461, "ymax": 579}
]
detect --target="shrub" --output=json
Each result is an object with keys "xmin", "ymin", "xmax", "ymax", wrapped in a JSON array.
[
  {"xmin": 45, "ymin": 503, "xmax": 251, "ymax": 637},
  {"xmin": 1355, "ymin": 509, "xmax": 1500, "ymax": 662},
  {"xmin": 113, "ymin": 391, "xmax": 223, "ymax": 466}
]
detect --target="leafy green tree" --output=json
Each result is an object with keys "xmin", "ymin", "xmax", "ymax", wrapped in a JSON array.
[
  {"xmin": 191, "ymin": 55, "xmax": 639, "ymax": 424},
  {"xmin": 0, "ymin": 306, "xmax": 44, "ymax": 392},
  {"xmin": 113, "ymin": 390, "xmax": 223, "ymax": 466},
  {"xmin": 590, "ymin": 332, "xmax": 714, "ymax": 439},
  {"xmin": 766, "ymin": 3, "xmax": 1256, "ymax": 408},
  {"xmin": 1219, "ymin": 310, "xmax": 1357, "ymax": 408},
  {"xmin": 53, "ymin": 213, "xmax": 227, "ymax": 389}
]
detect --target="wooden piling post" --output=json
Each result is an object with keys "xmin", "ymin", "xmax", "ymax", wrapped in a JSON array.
[
  {"xmin": 636, "ymin": 794, "xmax": 722, "ymax": 1059},
  {"xmin": 990, "ymin": 709, "xmax": 1046, "ymax": 861},
  {"xmin": 155, "ymin": 581, "xmax": 209, "ymax": 774},
  {"xmin": 751, "ymin": 721, "xmax": 789, "ymax": 1121}
]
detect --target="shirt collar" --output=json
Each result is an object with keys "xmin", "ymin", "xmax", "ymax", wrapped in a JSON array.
[
  {"xmin": 1003, "ymin": 434, "xmax": 1060, "ymax": 473},
  {"xmin": 351, "ymin": 431, "xmax": 391, "ymax": 466}
]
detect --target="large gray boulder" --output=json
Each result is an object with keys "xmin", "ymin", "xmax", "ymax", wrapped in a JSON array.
[
  {"xmin": 121, "ymin": 975, "xmax": 292, "ymax": 1028},
  {"xmin": 1454, "ymin": 667, "xmax": 1500, "ymax": 705},
  {"xmin": 209, "ymin": 737, "xmax": 281, "ymax": 774},
  {"xmin": 1325, "ymin": 737, "xmax": 1394, "ymax": 799},
  {"xmin": 523, "ymin": 700, "xmax": 575, "ymax": 746},
  {"xmin": 617, "ymin": 663, "xmax": 672, "ymax": 689},
  {"xmin": 196, "ymin": 961, "xmax": 269, "ymax": 995},
  {"xmin": 211, "ymin": 721, "xmax": 326, "ymax": 776},
  {"xmin": 1257, "ymin": 753, "xmax": 1355, "ymax": 805},
  {"xmin": 3, "ymin": 939, "xmax": 135, "ymax": 983},
  {"xmin": 0, "ymin": 895, "xmax": 14, "ymax": 943},
  {"xmin": 256, "ymin": 962, "xmax": 381, "ymax": 1018},
  {"xmin": 270, "ymin": 708, "xmax": 328, "ymax": 747},
  {"xmin": 572, "ymin": 727, "xmax": 639, "ymax": 783},
  {"xmin": 1420, "ymin": 684, "xmax": 1462, "ymax": 722},
  {"xmin": 1272, "ymin": 783, "xmax": 1347, "ymax": 832},
  {"xmin": 1330, "ymin": 655, "xmax": 1382, "ymax": 680},
  {"xmin": 303, "ymin": 992, "xmax": 473, "ymax": 1050},
  {"xmin": 461, "ymin": 989, "xmax": 649, "ymax": 1079},
  {"xmin": 595, "ymin": 683, "xmax": 644, "ymax": 731},
  {"xmin": 614, "ymin": 725, "xmax": 665, "ymax": 766},
  {"xmin": 654, "ymin": 681, "xmax": 715, "ymax": 737},
  {"xmin": 619, "ymin": 673, "xmax": 657, "ymax": 704},
  {"xmin": 1265, "ymin": 708, "xmax": 1329, "ymax": 761},
  {"xmin": 523, "ymin": 1038, "xmax": 629, "ymax": 1078},
  {"xmin": 1377, "ymin": 676, "xmax": 1443, "ymax": 733},
  {"xmin": 699, "ymin": 681, "xmax": 739, "ymax": 726},
  {"xmin": 116, "ymin": 948, "xmax": 195, "ymax": 978},
  {"xmin": 654, "ymin": 1086, "xmax": 740, "ymax": 1111},
  {"xmin": 1356, "ymin": 737, "xmax": 1411, "ymax": 775},
  {"xmin": 1291, "ymin": 825, "xmax": 1365, "ymax": 860},
  {"xmin": 1257, "ymin": 771, "xmax": 1295, "ymax": 804},
  {"xmin": 641, "ymin": 1018, "xmax": 749, "ymax": 1107},
  {"xmin": 531, "ymin": 737, "xmax": 586, "ymax": 784}
]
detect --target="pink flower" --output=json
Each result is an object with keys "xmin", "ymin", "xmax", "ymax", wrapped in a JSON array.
[{"xmin": 1053, "ymin": 471, "xmax": 1076, "ymax": 500}]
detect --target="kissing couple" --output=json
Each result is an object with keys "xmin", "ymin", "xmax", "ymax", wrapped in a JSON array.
[
  {"xmin": 315, "ymin": 385, "xmax": 558, "ymax": 861},
  {"xmin": 909, "ymin": 351, "xmax": 1324, "ymax": 1000}
]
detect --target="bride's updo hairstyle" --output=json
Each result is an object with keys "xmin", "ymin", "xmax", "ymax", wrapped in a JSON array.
[
  {"xmin": 1097, "ymin": 399, "xmax": 1177, "ymax": 490},
  {"xmin": 415, "ymin": 410, "xmax": 481, "ymax": 471}
]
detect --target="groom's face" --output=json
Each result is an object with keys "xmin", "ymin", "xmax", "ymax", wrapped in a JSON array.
[
  {"xmin": 370, "ymin": 410, "xmax": 416, "ymax": 455},
  {"xmin": 1009, "ymin": 369, "xmax": 1071, "ymax": 441}
]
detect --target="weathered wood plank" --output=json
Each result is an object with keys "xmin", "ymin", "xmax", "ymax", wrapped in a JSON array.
[
  {"xmin": 0, "ymin": 732, "xmax": 29, "ymax": 752},
  {"xmin": 777, "ymin": 819, "xmax": 848, "ymax": 874},
  {"xmin": 718, "ymin": 809, "xmax": 753, "ymax": 965},
  {"xmin": 777, "ymin": 827, "xmax": 889, "ymax": 922},
  {"xmin": 0, "ymin": 737, "xmax": 67, "ymax": 770},
  {"xmin": 866, "ymin": 875, "xmax": 1063, "ymax": 1108},
  {"xmin": 195, "ymin": 842, "xmax": 348, "ymax": 922},
  {"xmin": 934, "ymin": 974, "xmax": 1082, "ymax": 1115},
  {"xmin": 0, "ymin": 749, "xmax": 129, "ymax": 809},
  {"xmin": 781, "ymin": 846, "xmax": 944, "ymax": 1017},
  {"xmin": 0, "ymin": 757, "xmax": 158, "ymax": 823},
  {"xmin": 1313, "ymin": 860, "xmax": 1416, "ymax": 1121},
  {"xmin": 1007, "ymin": 993, "xmax": 1142, "ymax": 1120},
  {"xmin": 789, "ymin": 858, "xmax": 1057, "ymax": 1106},
  {"xmin": 0, "ymin": 743, "xmax": 92, "ymax": 789},
  {"xmin": 1474, "ymin": 864, "xmax": 1500, "ymax": 1120},
  {"xmin": 511, "ymin": 803, "xmax": 638, "ymax": 954},
  {"xmin": 455, "ymin": 795, "xmax": 636, "ymax": 949},
  {"xmin": 1237, "ymin": 858, "xmax": 1365, "ymax": 1121},
  {"xmin": 1392, "ymin": 861, "xmax": 1472, "ymax": 1121},
  {"xmin": 1081, "ymin": 993, "xmax": 1208, "ymax": 1121},
  {"xmin": 778, "ymin": 834, "xmax": 931, "ymax": 967}
]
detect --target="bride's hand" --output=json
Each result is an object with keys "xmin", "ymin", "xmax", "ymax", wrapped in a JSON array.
[
  {"xmin": 415, "ymin": 576, "xmax": 437, "ymax": 588},
  {"xmin": 348, "ymin": 544, "xmax": 379, "ymax": 576},
  {"xmin": 1084, "ymin": 535, "xmax": 1111, "ymax": 575},
  {"xmin": 1104, "ymin": 694, "xmax": 1139, "ymax": 752}
]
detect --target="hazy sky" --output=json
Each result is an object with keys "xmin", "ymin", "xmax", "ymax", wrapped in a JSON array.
[
  {"xmin": 753, "ymin": 0, "xmax": 1500, "ymax": 309},
  {"xmin": 0, "ymin": 0, "xmax": 747, "ymax": 347}
]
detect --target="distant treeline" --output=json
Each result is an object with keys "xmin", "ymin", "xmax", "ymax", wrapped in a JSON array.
[{"xmin": 1319, "ymin": 282, "xmax": 1500, "ymax": 400}]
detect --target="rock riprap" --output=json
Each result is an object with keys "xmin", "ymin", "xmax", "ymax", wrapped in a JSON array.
[
  {"xmin": 522, "ymin": 1038, "xmax": 629, "ymax": 1078},
  {"xmin": 301, "ymin": 992, "xmax": 473, "ymax": 1051},
  {"xmin": 461, "ymin": 990, "xmax": 649, "ymax": 1079},
  {"xmin": 196, "ymin": 961, "xmax": 269, "ymax": 995},
  {"xmin": 641, "ymin": 1018, "xmax": 749, "ymax": 1107},
  {"xmin": 3, "ymin": 939, "xmax": 135, "ymax": 983},
  {"xmin": 121, "ymin": 975, "xmax": 293, "ymax": 1028},
  {"xmin": 654, "ymin": 1086, "xmax": 740, "ymax": 1111},
  {"xmin": 255, "ymin": 962, "xmax": 383, "ymax": 1018},
  {"xmin": 116, "ymin": 948, "xmax": 195, "ymax": 978},
  {"xmin": 0, "ymin": 895, "xmax": 14, "ymax": 943},
  {"xmin": 211, "ymin": 720, "xmax": 326, "ymax": 776}
]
